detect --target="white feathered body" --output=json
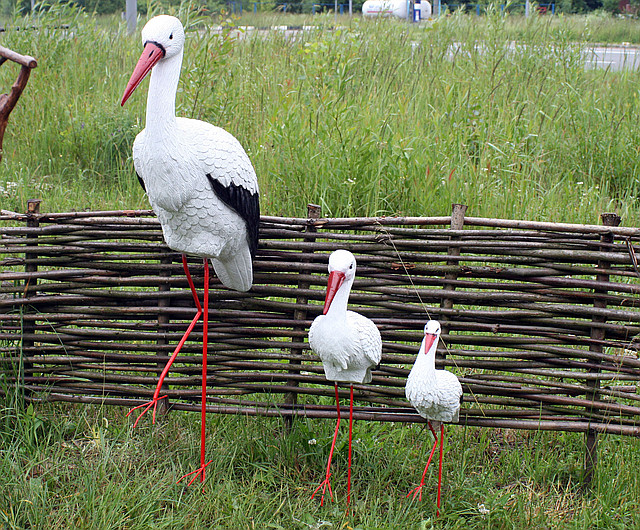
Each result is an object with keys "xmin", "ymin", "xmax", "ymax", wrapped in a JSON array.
[
  {"xmin": 130, "ymin": 23, "xmax": 259, "ymax": 293},
  {"xmin": 406, "ymin": 332, "xmax": 462, "ymax": 425},
  {"xmin": 133, "ymin": 118, "xmax": 257, "ymax": 291},
  {"xmin": 309, "ymin": 309, "xmax": 382, "ymax": 383}
]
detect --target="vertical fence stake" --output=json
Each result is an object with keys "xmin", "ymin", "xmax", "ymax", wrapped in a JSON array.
[
  {"xmin": 284, "ymin": 204, "xmax": 321, "ymax": 430},
  {"xmin": 155, "ymin": 249, "xmax": 173, "ymax": 416},
  {"xmin": 440, "ymin": 204, "xmax": 467, "ymax": 349},
  {"xmin": 22, "ymin": 199, "xmax": 41, "ymax": 399},
  {"xmin": 584, "ymin": 212, "xmax": 620, "ymax": 488}
]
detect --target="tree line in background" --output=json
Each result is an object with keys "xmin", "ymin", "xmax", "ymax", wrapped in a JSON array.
[{"xmin": 6, "ymin": 0, "xmax": 640, "ymax": 27}]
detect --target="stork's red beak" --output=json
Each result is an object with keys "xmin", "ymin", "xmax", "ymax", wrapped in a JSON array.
[
  {"xmin": 121, "ymin": 41, "xmax": 166, "ymax": 106},
  {"xmin": 322, "ymin": 271, "xmax": 345, "ymax": 315},
  {"xmin": 423, "ymin": 333, "xmax": 438, "ymax": 354}
]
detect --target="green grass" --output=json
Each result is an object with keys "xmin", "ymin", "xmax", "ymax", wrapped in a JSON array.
[
  {"xmin": 1, "ymin": 5, "xmax": 640, "ymax": 223},
  {"xmin": 1, "ymin": 398, "xmax": 640, "ymax": 529},
  {"xmin": 3, "ymin": 4, "xmax": 640, "ymax": 528}
]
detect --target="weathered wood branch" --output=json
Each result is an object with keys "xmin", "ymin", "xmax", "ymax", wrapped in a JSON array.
[{"xmin": 2, "ymin": 207, "xmax": 640, "ymax": 442}]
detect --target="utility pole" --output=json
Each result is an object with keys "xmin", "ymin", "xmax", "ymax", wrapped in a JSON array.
[{"xmin": 126, "ymin": 0, "xmax": 137, "ymax": 35}]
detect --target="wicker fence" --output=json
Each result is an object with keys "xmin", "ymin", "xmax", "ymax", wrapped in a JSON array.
[{"xmin": 2, "ymin": 203, "xmax": 640, "ymax": 479}]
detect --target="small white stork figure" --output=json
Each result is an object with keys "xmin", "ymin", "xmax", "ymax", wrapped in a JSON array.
[
  {"xmin": 405, "ymin": 320, "xmax": 462, "ymax": 515},
  {"xmin": 308, "ymin": 249, "xmax": 382, "ymax": 506},
  {"xmin": 120, "ymin": 15, "xmax": 259, "ymax": 486}
]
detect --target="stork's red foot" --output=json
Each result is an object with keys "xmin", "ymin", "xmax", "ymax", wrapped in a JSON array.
[
  {"xmin": 406, "ymin": 483, "xmax": 425, "ymax": 501},
  {"xmin": 311, "ymin": 475, "xmax": 334, "ymax": 506},
  {"xmin": 126, "ymin": 395, "xmax": 168, "ymax": 428},
  {"xmin": 177, "ymin": 458, "xmax": 214, "ymax": 491}
]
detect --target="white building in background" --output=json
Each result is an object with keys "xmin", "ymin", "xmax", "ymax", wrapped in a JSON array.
[{"xmin": 362, "ymin": 0, "xmax": 431, "ymax": 19}]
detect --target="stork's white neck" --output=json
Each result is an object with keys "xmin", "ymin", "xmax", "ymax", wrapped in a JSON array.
[
  {"xmin": 414, "ymin": 334, "xmax": 438, "ymax": 379},
  {"xmin": 325, "ymin": 277, "xmax": 354, "ymax": 322},
  {"xmin": 145, "ymin": 49, "xmax": 183, "ymax": 131}
]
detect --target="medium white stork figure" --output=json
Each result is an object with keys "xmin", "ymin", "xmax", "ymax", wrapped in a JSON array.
[
  {"xmin": 308, "ymin": 249, "xmax": 382, "ymax": 506},
  {"xmin": 120, "ymin": 15, "xmax": 259, "ymax": 486},
  {"xmin": 405, "ymin": 320, "xmax": 462, "ymax": 516}
]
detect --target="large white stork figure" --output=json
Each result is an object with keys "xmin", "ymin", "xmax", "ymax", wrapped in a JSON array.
[
  {"xmin": 308, "ymin": 249, "xmax": 382, "ymax": 506},
  {"xmin": 120, "ymin": 15, "xmax": 259, "ymax": 486},
  {"xmin": 405, "ymin": 320, "xmax": 463, "ymax": 515}
]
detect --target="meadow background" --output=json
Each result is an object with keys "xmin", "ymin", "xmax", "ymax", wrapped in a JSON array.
[
  {"xmin": 2, "ymin": 3, "xmax": 640, "ymax": 528},
  {"xmin": 2, "ymin": 3, "xmax": 640, "ymax": 223}
]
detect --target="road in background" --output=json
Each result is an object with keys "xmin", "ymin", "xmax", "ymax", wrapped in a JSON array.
[{"xmin": 583, "ymin": 45, "xmax": 640, "ymax": 71}]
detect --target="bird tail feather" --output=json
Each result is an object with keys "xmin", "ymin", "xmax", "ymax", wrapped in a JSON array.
[{"xmin": 210, "ymin": 247, "xmax": 253, "ymax": 292}]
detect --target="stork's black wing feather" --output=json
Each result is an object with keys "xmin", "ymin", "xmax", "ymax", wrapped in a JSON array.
[
  {"xmin": 136, "ymin": 173, "xmax": 146, "ymax": 193},
  {"xmin": 206, "ymin": 174, "xmax": 260, "ymax": 257}
]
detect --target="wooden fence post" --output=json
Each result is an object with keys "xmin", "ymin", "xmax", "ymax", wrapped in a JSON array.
[
  {"xmin": 440, "ymin": 203, "xmax": 468, "ymax": 346},
  {"xmin": 155, "ymin": 249, "xmax": 173, "ymax": 416},
  {"xmin": 584, "ymin": 212, "xmax": 621, "ymax": 487},
  {"xmin": 22, "ymin": 199, "xmax": 41, "ymax": 397},
  {"xmin": 284, "ymin": 204, "xmax": 321, "ymax": 429}
]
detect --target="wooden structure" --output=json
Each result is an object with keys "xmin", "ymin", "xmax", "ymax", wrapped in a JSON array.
[
  {"xmin": 1, "ymin": 204, "xmax": 640, "ymax": 480},
  {"xmin": 0, "ymin": 45, "xmax": 37, "ymax": 161}
]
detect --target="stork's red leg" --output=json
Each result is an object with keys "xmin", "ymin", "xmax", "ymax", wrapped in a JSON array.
[
  {"xmin": 347, "ymin": 384, "xmax": 354, "ymax": 507},
  {"xmin": 200, "ymin": 259, "xmax": 209, "ymax": 482},
  {"xmin": 177, "ymin": 259, "xmax": 213, "ymax": 490},
  {"xmin": 127, "ymin": 254, "xmax": 202, "ymax": 426},
  {"xmin": 436, "ymin": 422, "xmax": 444, "ymax": 516},
  {"xmin": 406, "ymin": 421, "xmax": 439, "ymax": 502},
  {"xmin": 312, "ymin": 383, "xmax": 341, "ymax": 506}
]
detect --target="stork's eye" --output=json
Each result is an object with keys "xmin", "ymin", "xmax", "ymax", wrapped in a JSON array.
[
  {"xmin": 349, "ymin": 263, "xmax": 354, "ymax": 269},
  {"xmin": 169, "ymin": 33, "xmax": 173, "ymax": 39}
]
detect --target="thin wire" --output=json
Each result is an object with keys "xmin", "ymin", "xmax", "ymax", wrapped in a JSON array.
[{"xmin": 373, "ymin": 221, "xmax": 485, "ymax": 417}]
